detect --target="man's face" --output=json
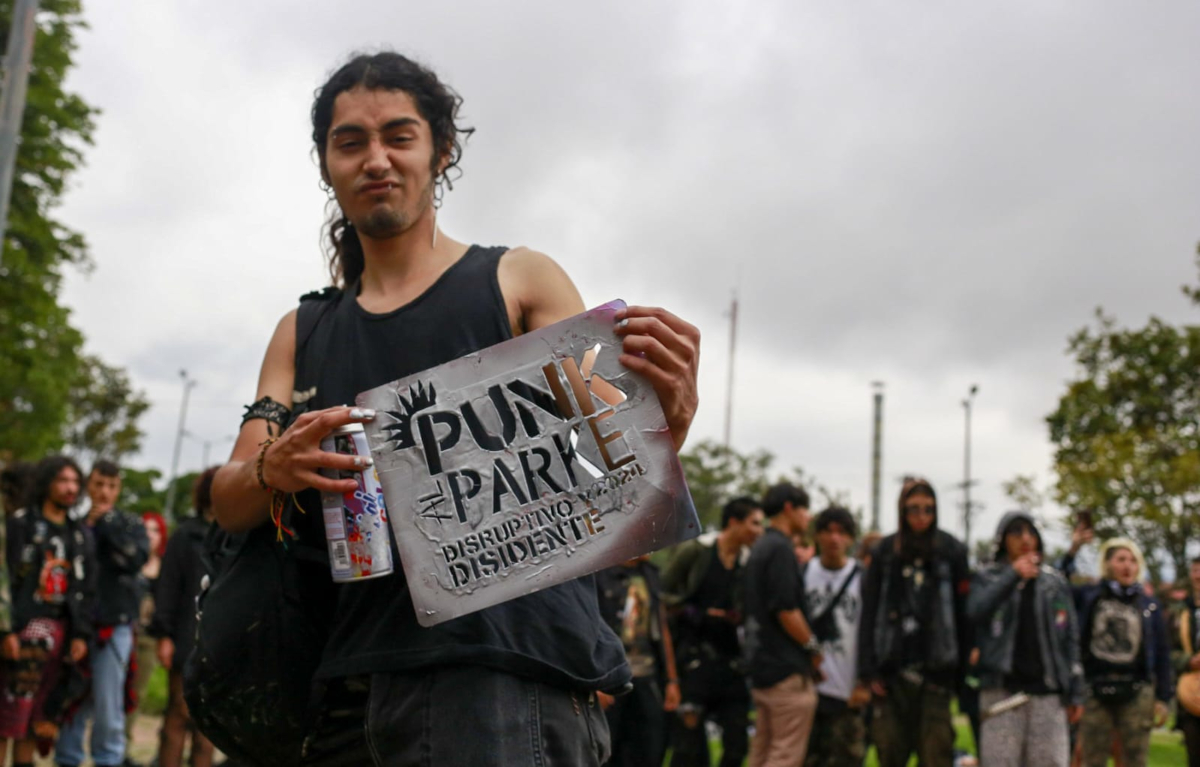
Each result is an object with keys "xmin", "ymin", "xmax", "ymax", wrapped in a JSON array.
[
  {"xmin": 1108, "ymin": 547, "xmax": 1139, "ymax": 587},
  {"xmin": 785, "ymin": 501, "xmax": 810, "ymax": 532},
  {"xmin": 87, "ymin": 471, "xmax": 121, "ymax": 514},
  {"xmin": 903, "ymin": 491, "xmax": 935, "ymax": 534},
  {"xmin": 729, "ymin": 509, "xmax": 765, "ymax": 547},
  {"xmin": 47, "ymin": 466, "xmax": 81, "ymax": 511},
  {"xmin": 816, "ymin": 522, "xmax": 852, "ymax": 562},
  {"xmin": 1190, "ymin": 562, "xmax": 1200, "ymax": 595},
  {"xmin": 1003, "ymin": 519, "xmax": 1039, "ymax": 561},
  {"xmin": 322, "ymin": 86, "xmax": 444, "ymax": 241}
]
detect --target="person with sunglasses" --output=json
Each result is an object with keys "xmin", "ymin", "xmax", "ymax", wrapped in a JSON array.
[{"xmin": 857, "ymin": 478, "xmax": 972, "ymax": 767}]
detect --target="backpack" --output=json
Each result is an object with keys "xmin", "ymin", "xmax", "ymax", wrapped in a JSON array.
[{"xmin": 183, "ymin": 293, "xmax": 338, "ymax": 765}]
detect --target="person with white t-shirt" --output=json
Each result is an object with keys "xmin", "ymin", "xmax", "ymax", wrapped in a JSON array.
[{"xmin": 802, "ymin": 507, "xmax": 870, "ymax": 767}]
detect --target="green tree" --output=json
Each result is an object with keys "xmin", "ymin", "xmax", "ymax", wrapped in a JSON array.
[
  {"xmin": 1184, "ymin": 242, "xmax": 1200, "ymax": 306},
  {"xmin": 64, "ymin": 354, "xmax": 150, "ymax": 464},
  {"xmin": 679, "ymin": 439, "xmax": 859, "ymax": 531},
  {"xmin": 117, "ymin": 466, "xmax": 164, "ymax": 513},
  {"xmin": 1046, "ymin": 310, "xmax": 1200, "ymax": 582},
  {"xmin": 0, "ymin": 0, "xmax": 113, "ymax": 463}
]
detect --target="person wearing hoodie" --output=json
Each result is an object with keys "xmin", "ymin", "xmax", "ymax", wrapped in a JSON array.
[
  {"xmin": 967, "ymin": 512, "xmax": 1083, "ymax": 767},
  {"xmin": 662, "ymin": 496, "xmax": 764, "ymax": 767},
  {"xmin": 1072, "ymin": 538, "xmax": 1171, "ymax": 767},
  {"xmin": 856, "ymin": 477, "xmax": 970, "ymax": 767}
]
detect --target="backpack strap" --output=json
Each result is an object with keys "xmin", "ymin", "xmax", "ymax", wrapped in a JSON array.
[{"xmin": 810, "ymin": 563, "xmax": 861, "ymax": 626}]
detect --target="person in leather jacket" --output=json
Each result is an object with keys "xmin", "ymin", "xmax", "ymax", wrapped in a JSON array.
[{"xmin": 968, "ymin": 511, "xmax": 1083, "ymax": 766}]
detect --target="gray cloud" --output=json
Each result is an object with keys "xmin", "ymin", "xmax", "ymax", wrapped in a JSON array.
[{"xmin": 57, "ymin": 0, "xmax": 1200, "ymax": 545}]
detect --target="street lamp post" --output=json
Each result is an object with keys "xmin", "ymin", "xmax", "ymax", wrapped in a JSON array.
[
  {"xmin": 163, "ymin": 370, "xmax": 197, "ymax": 521},
  {"xmin": 962, "ymin": 384, "xmax": 979, "ymax": 551},
  {"xmin": 870, "ymin": 381, "xmax": 885, "ymax": 533}
]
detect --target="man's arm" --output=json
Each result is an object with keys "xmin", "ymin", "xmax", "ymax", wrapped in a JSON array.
[
  {"xmin": 98, "ymin": 513, "xmax": 149, "ymax": 575},
  {"xmin": 498, "ymin": 248, "xmax": 700, "ymax": 451},
  {"xmin": 660, "ymin": 540, "xmax": 700, "ymax": 607},
  {"xmin": 966, "ymin": 565, "xmax": 1020, "ymax": 624},
  {"xmin": 212, "ymin": 310, "xmax": 368, "ymax": 532}
]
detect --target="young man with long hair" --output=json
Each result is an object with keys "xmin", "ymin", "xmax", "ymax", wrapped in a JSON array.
[
  {"xmin": 211, "ymin": 51, "xmax": 700, "ymax": 765},
  {"xmin": 857, "ymin": 478, "xmax": 971, "ymax": 767},
  {"xmin": 0, "ymin": 456, "xmax": 92, "ymax": 767}
]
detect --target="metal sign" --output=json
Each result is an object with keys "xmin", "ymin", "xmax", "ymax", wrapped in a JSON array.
[{"xmin": 358, "ymin": 300, "xmax": 699, "ymax": 626}]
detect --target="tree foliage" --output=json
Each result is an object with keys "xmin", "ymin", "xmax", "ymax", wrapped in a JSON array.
[
  {"xmin": 1184, "ymin": 243, "xmax": 1200, "ymax": 307},
  {"xmin": 64, "ymin": 354, "xmax": 150, "ymax": 464},
  {"xmin": 0, "ymin": 1, "xmax": 146, "ymax": 463},
  {"xmin": 679, "ymin": 439, "xmax": 858, "ymax": 531},
  {"xmin": 1047, "ymin": 309, "xmax": 1200, "ymax": 581}
]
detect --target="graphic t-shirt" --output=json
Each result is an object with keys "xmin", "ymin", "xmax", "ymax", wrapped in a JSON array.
[
  {"xmin": 897, "ymin": 558, "xmax": 933, "ymax": 668},
  {"xmin": 619, "ymin": 574, "xmax": 657, "ymax": 679},
  {"xmin": 1085, "ymin": 589, "xmax": 1144, "ymax": 678},
  {"xmin": 804, "ymin": 559, "xmax": 861, "ymax": 701}
]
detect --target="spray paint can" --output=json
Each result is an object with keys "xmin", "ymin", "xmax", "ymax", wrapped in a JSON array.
[{"xmin": 320, "ymin": 423, "xmax": 393, "ymax": 582}]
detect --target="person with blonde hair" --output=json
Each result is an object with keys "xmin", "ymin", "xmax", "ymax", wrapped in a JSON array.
[{"xmin": 1072, "ymin": 538, "xmax": 1171, "ymax": 767}]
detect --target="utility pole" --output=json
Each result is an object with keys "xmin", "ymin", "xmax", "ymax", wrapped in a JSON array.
[
  {"xmin": 870, "ymin": 381, "xmax": 885, "ymax": 532},
  {"xmin": 961, "ymin": 384, "xmax": 979, "ymax": 551},
  {"xmin": 163, "ymin": 370, "xmax": 197, "ymax": 521},
  {"xmin": 723, "ymin": 291, "xmax": 738, "ymax": 448},
  {"xmin": 0, "ymin": 0, "xmax": 40, "ymax": 268}
]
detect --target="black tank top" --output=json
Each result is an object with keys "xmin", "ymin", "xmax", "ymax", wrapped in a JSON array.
[{"xmin": 294, "ymin": 245, "xmax": 630, "ymax": 691}]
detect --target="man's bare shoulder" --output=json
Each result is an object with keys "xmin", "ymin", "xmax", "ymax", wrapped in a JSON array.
[{"xmin": 497, "ymin": 247, "xmax": 584, "ymax": 334}]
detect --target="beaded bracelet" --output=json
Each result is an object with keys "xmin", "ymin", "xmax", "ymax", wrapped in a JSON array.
[{"xmin": 255, "ymin": 437, "xmax": 278, "ymax": 491}]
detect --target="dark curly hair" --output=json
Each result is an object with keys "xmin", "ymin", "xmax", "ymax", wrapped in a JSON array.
[
  {"xmin": 311, "ymin": 51, "xmax": 475, "ymax": 288},
  {"xmin": 28, "ymin": 455, "xmax": 83, "ymax": 513}
]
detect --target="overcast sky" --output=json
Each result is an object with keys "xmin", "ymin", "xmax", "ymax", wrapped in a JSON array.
[{"xmin": 56, "ymin": 0, "xmax": 1200, "ymax": 555}]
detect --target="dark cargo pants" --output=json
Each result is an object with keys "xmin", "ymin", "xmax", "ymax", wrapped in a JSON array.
[
  {"xmin": 300, "ymin": 666, "xmax": 611, "ymax": 766},
  {"xmin": 870, "ymin": 673, "xmax": 954, "ymax": 767}
]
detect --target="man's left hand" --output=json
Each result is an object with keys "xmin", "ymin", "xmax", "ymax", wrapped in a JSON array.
[
  {"xmin": 663, "ymin": 681, "xmax": 681, "ymax": 712},
  {"xmin": 848, "ymin": 684, "xmax": 872, "ymax": 710},
  {"xmin": 614, "ymin": 306, "xmax": 699, "ymax": 452},
  {"xmin": 1154, "ymin": 701, "xmax": 1169, "ymax": 728},
  {"xmin": 69, "ymin": 639, "xmax": 88, "ymax": 663},
  {"xmin": 1067, "ymin": 704, "xmax": 1083, "ymax": 725}
]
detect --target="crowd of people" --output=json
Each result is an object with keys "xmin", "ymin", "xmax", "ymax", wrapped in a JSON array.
[
  {"xmin": 0, "ymin": 456, "xmax": 219, "ymax": 767},
  {"xmin": 595, "ymin": 477, "xmax": 1200, "ymax": 767}
]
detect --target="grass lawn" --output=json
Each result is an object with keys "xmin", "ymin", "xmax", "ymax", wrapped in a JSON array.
[{"xmin": 701, "ymin": 719, "xmax": 1190, "ymax": 766}]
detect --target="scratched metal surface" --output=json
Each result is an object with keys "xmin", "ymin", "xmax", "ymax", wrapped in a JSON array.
[{"xmin": 357, "ymin": 299, "xmax": 700, "ymax": 626}]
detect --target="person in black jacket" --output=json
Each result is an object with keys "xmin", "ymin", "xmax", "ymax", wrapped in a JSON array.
[
  {"xmin": 151, "ymin": 468, "xmax": 218, "ymax": 767},
  {"xmin": 1074, "ymin": 538, "xmax": 1171, "ymax": 767},
  {"xmin": 0, "ymin": 455, "xmax": 93, "ymax": 767},
  {"xmin": 661, "ymin": 496, "xmax": 763, "ymax": 767},
  {"xmin": 856, "ymin": 477, "xmax": 971, "ymax": 767},
  {"xmin": 595, "ymin": 556, "xmax": 680, "ymax": 767},
  {"xmin": 55, "ymin": 461, "xmax": 149, "ymax": 767}
]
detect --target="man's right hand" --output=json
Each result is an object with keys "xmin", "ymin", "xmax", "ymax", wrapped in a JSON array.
[
  {"xmin": 1069, "ymin": 522, "xmax": 1094, "ymax": 555},
  {"xmin": 259, "ymin": 406, "xmax": 377, "ymax": 494},
  {"xmin": 1, "ymin": 634, "xmax": 19, "ymax": 661},
  {"xmin": 158, "ymin": 637, "xmax": 175, "ymax": 670},
  {"xmin": 1012, "ymin": 553, "xmax": 1040, "ymax": 580}
]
